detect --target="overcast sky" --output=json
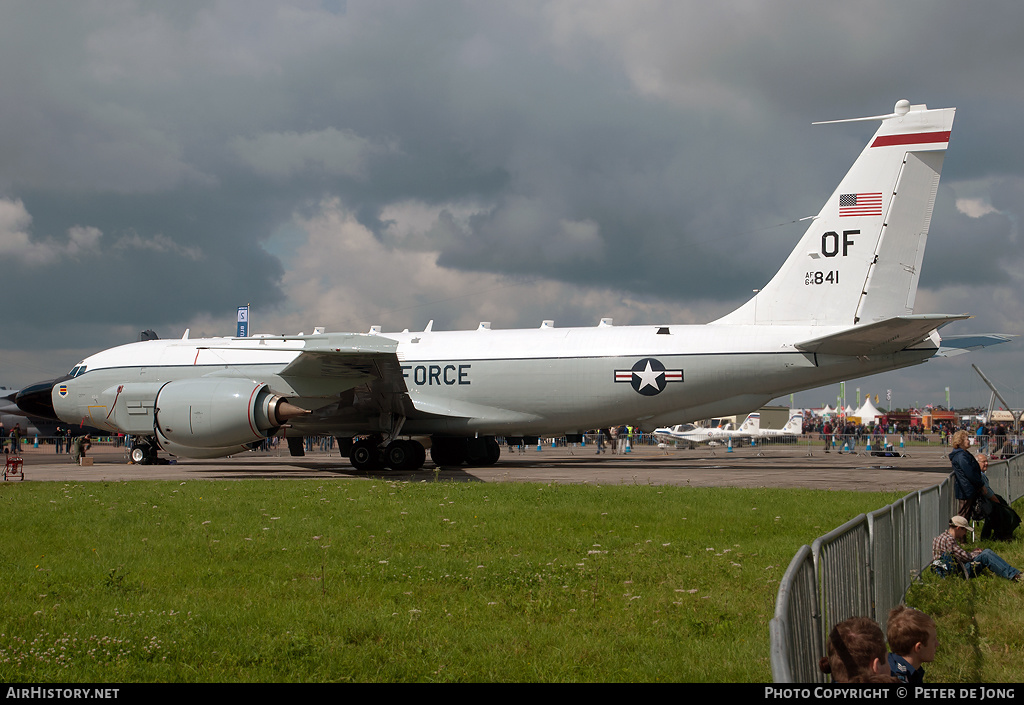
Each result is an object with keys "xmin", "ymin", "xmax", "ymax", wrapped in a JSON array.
[{"xmin": 2, "ymin": 0, "xmax": 1023, "ymax": 412}]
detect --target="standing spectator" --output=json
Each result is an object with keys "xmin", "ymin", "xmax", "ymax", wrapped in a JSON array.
[
  {"xmin": 949, "ymin": 430, "xmax": 1000, "ymax": 518},
  {"xmin": 9, "ymin": 423, "xmax": 21, "ymax": 456},
  {"xmin": 618, "ymin": 425, "xmax": 630, "ymax": 454}
]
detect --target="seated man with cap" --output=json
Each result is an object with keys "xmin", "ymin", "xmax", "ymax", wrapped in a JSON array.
[{"xmin": 932, "ymin": 515, "xmax": 1022, "ymax": 582}]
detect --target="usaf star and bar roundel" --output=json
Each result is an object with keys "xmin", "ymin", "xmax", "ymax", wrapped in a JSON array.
[{"xmin": 614, "ymin": 358, "xmax": 683, "ymax": 396}]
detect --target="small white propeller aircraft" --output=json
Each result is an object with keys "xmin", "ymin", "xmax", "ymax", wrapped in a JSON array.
[
  {"xmin": 653, "ymin": 414, "xmax": 760, "ymax": 446},
  {"xmin": 16, "ymin": 100, "xmax": 1010, "ymax": 470}
]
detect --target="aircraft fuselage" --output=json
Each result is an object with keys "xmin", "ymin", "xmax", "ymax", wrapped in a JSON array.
[{"xmin": 50, "ymin": 323, "xmax": 935, "ymax": 439}]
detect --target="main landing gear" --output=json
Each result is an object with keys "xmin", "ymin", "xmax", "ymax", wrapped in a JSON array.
[
  {"xmin": 348, "ymin": 437, "xmax": 424, "ymax": 472},
  {"xmin": 346, "ymin": 436, "xmax": 501, "ymax": 472},
  {"xmin": 129, "ymin": 439, "xmax": 160, "ymax": 465},
  {"xmin": 429, "ymin": 436, "xmax": 500, "ymax": 467},
  {"xmin": 349, "ymin": 438, "xmax": 426, "ymax": 472}
]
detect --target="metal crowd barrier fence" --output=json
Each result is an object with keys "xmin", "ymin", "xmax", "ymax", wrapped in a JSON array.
[
  {"xmin": 770, "ymin": 455, "xmax": 1022, "ymax": 683},
  {"xmin": 4, "ymin": 435, "xmax": 131, "ymax": 451},
  {"xmin": 647, "ymin": 432, "xmax": 1019, "ymax": 454},
  {"xmin": 11, "ymin": 431, "xmax": 1017, "ymax": 454}
]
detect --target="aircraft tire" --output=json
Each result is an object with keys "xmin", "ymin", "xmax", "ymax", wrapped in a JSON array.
[
  {"xmin": 130, "ymin": 441, "xmax": 157, "ymax": 465},
  {"xmin": 484, "ymin": 438, "xmax": 500, "ymax": 465},
  {"xmin": 350, "ymin": 439, "xmax": 384, "ymax": 472},
  {"xmin": 466, "ymin": 437, "xmax": 500, "ymax": 466},
  {"xmin": 429, "ymin": 437, "xmax": 467, "ymax": 467},
  {"xmin": 385, "ymin": 440, "xmax": 425, "ymax": 471}
]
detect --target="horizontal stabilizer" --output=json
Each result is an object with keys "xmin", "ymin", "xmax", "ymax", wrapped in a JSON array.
[
  {"xmin": 795, "ymin": 314, "xmax": 970, "ymax": 356},
  {"xmin": 935, "ymin": 333, "xmax": 1015, "ymax": 358}
]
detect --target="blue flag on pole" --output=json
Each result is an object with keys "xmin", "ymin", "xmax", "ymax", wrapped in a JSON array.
[{"xmin": 237, "ymin": 305, "xmax": 249, "ymax": 338}]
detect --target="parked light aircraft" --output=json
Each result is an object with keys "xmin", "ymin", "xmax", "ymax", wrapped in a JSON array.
[
  {"xmin": 753, "ymin": 413, "xmax": 805, "ymax": 439},
  {"xmin": 654, "ymin": 411, "xmax": 804, "ymax": 446},
  {"xmin": 16, "ymin": 100, "xmax": 1011, "ymax": 470},
  {"xmin": 653, "ymin": 414, "xmax": 760, "ymax": 445}
]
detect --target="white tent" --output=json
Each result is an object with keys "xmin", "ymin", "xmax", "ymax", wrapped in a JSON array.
[{"xmin": 855, "ymin": 397, "xmax": 884, "ymax": 424}]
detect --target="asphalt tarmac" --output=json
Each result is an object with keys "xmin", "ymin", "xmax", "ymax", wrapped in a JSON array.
[{"xmin": 4, "ymin": 439, "xmax": 954, "ymax": 491}]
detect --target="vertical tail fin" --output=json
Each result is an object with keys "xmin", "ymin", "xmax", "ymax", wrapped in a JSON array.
[
  {"xmin": 714, "ymin": 101, "xmax": 955, "ymax": 326},
  {"xmin": 784, "ymin": 413, "xmax": 804, "ymax": 434},
  {"xmin": 738, "ymin": 412, "xmax": 760, "ymax": 434}
]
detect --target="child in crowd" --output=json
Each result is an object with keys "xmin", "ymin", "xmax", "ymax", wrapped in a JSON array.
[
  {"xmin": 886, "ymin": 606, "xmax": 937, "ymax": 683},
  {"xmin": 819, "ymin": 617, "xmax": 894, "ymax": 682}
]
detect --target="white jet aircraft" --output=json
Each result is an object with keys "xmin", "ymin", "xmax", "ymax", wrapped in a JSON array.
[
  {"xmin": 653, "ymin": 414, "xmax": 760, "ymax": 445},
  {"xmin": 16, "ymin": 100, "xmax": 1010, "ymax": 470}
]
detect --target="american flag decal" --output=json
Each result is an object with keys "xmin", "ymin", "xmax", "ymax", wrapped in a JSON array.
[{"xmin": 839, "ymin": 192, "xmax": 882, "ymax": 217}]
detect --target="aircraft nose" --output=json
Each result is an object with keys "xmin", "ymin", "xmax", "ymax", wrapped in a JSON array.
[{"xmin": 15, "ymin": 378, "xmax": 60, "ymax": 421}]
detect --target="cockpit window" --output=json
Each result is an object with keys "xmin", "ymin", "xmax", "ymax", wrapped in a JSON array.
[{"xmin": 68, "ymin": 364, "xmax": 87, "ymax": 378}]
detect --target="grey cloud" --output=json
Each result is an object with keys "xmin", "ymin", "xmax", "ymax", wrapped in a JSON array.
[
  {"xmin": 0, "ymin": 198, "xmax": 103, "ymax": 266},
  {"xmin": 229, "ymin": 128, "xmax": 393, "ymax": 180}
]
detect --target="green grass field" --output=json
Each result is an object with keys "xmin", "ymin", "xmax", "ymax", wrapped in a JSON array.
[
  {"xmin": 0, "ymin": 479, "xmax": 1019, "ymax": 682},
  {"xmin": 904, "ymin": 508, "xmax": 1024, "ymax": 684}
]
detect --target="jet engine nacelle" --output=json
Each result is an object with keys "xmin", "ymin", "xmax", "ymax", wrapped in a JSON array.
[{"xmin": 153, "ymin": 378, "xmax": 304, "ymax": 458}]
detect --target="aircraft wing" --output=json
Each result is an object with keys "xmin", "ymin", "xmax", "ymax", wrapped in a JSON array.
[
  {"xmin": 794, "ymin": 315, "xmax": 971, "ymax": 356},
  {"xmin": 274, "ymin": 334, "xmax": 408, "ymax": 398}
]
